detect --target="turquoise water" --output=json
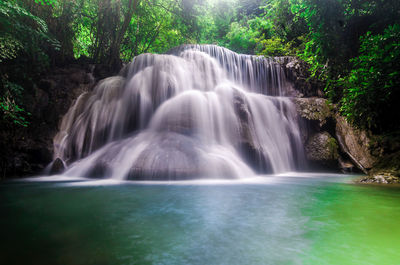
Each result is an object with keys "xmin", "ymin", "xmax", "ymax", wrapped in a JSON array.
[{"xmin": 1, "ymin": 174, "xmax": 400, "ymax": 265}]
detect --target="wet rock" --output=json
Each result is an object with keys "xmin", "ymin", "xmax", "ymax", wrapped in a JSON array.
[
  {"xmin": 239, "ymin": 141, "xmax": 273, "ymax": 174},
  {"xmin": 233, "ymin": 93, "xmax": 251, "ymax": 123},
  {"xmin": 0, "ymin": 61, "xmax": 106, "ymax": 178},
  {"xmin": 305, "ymin": 132, "xmax": 339, "ymax": 169},
  {"xmin": 127, "ymin": 133, "xmax": 202, "ymax": 180},
  {"xmin": 291, "ymin": 97, "xmax": 336, "ymax": 150},
  {"xmin": 49, "ymin": 158, "xmax": 65, "ymax": 175},
  {"xmin": 280, "ymin": 57, "xmax": 325, "ymax": 97},
  {"xmin": 85, "ymin": 162, "xmax": 110, "ymax": 179},
  {"xmin": 156, "ymin": 112, "xmax": 195, "ymax": 135},
  {"xmin": 2, "ymin": 155, "xmax": 32, "ymax": 178},
  {"xmin": 118, "ymin": 63, "xmax": 129, "ymax": 77},
  {"xmin": 335, "ymin": 114, "xmax": 376, "ymax": 172},
  {"xmin": 232, "ymin": 91, "xmax": 272, "ymax": 173},
  {"xmin": 338, "ymin": 156, "xmax": 355, "ymax": 173},
  {"xmin": 292, "ymin": 97, "xmax": 333, "ymax": 127},
  {"xmin": 359, "ymin": 172, "xmax": 400, "ymax": 184}
]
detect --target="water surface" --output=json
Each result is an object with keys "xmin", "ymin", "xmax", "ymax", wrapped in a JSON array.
[{"xmin": 1, "ymin": 174, "xmax": 400, "ymax": 265}]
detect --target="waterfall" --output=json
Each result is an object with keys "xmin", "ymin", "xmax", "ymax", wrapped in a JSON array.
[{"xmin": 53, "ymin": 45, "xmax": 304, "ymax": 180}]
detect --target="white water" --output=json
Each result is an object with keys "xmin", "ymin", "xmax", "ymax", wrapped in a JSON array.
[{"xmin": 53, "ymin": 45, "xmax": 304, "ymax": 180}]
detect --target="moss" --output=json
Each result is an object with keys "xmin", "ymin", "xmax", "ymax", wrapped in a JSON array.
[
  {"xmin": 327, "ymin": 137, "xmax": 339, "ymax": 160},
  {"xmin": 305, "ymin": 132, "xmax": 339, "ymax": 165},
  {"xmin": 292, "ymin": 98, "xmax": 334, "ymax": 126}
]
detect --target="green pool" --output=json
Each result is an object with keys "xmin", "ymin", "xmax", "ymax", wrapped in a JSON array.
[{"xmin": 1, "ymin": 174, "xmax": 399, "ymax": 265}]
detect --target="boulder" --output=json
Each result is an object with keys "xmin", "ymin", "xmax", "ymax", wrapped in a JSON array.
[
  {"xmin": 305, "ymin": 131, "xmax": 339, "ymax": 169},
  {"xmin": 232, "ymin": 91, "xmax": 272, "ymax": 173},
  {"xmin": 335, "ymin": 114, "xmax": 376, "ymax": 173},
  {"xmin": 49, "ymin": 157, "xmax": 65, "ymax": 175},
  {"xmin": 292, "ymin": 97, "xmax": 335, "ymax": 146},
  {"xmin": 292, "ymin": 97, "xmax": 333, "ymax": 128},
  {"xmin": 126, "ymin": 133, "xmax": 203, "ymax": 180},
  {"xmin": 280, "ymin": 57, "xmax": 325, "ymax": 97}
]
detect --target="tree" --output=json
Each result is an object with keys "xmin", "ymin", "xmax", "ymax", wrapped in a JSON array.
[
  {"xmin": 0, "ymin": 0, "xmax": 58, "ymax": 127},
  {"xmin": 340, "ymin": 24, "xmax": 400, "ymax": 132}
]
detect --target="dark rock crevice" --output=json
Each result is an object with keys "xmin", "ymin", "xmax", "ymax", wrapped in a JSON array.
[{"xmin": 0, "ymin": 61, "xmax": 121, "ymax": 178}]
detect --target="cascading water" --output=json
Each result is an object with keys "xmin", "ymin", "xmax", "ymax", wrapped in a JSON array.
[{"xmin": 53, "ymin": 45, "xmax": 304, "ymax": 180}]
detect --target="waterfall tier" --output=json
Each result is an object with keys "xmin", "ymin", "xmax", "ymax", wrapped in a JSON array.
[{"xmin": 53, "ymin": 45, "xmax": 304, "ymax": 180}]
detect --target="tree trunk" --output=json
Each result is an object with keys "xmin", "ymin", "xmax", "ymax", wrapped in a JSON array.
[{"xmin": 108, "ymin": 0, "xmax": 140, "ymax": 69}]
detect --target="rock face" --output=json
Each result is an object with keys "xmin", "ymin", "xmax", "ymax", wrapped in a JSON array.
[
  {"xmin": 292, "ymin": 97, "xmax": 334, "ymax": 143},
  {"xmin": 233, "ymin": 92, "xmax": 273, "ymax": 173},
  {"xmin": 280, "ymin": 57, "xmax": 325, "ymax": 97},
  {"xmin": 292, "ymin": 97, "xmax": 332, "ymax": 126},
  {"xmin": 283, "ymin": 58, "xmax": 389, "ymax": 176},
  {"xmin": 48, "ymin": 157, "xmax": 66, "ymax": 175},
  {"xmin": 335, "ymin": 115, "xmax": 376, "ymax": 172},
  {"xmin": 0, "ymin": 61, "xmax": 120, "ymax": 178},
  {"xmin": 305, "ymin": 132, "xmax": 339, "ymax": 169},
  {"xmin": 292, "ymin": 97, "xmax": 360, "ymax": 172},
  {"xmin": 293, "ymin": 93, "xmax": 397, "ymax": 180}
]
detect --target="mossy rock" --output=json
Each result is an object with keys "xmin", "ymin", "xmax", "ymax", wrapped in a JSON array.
[
  {"xmin": 305, "ymin": 131, "xmax": 339, "ymax": 168},
  {"xmin": 292, "ymin": 97, "xmax": 334, "ymax": 127},
  {"xmin": 359, "ymin": 172, "xmax": 400, "ymax": 184}
]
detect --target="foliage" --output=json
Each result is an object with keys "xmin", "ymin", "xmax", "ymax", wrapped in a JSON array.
[
  {"xmin": 0, "ymin": 0, "xmax": 58, "ymax": 63},
  {"xmin": 67, "ymin": 0, "xmax": 203, "ymax": 62},
  {"xmin": 0, "ymin": 35, "xmax": 22, "ymax": 62},
  {"xmin": 120, "ymin": 0, "xmax": 190, "ymax": 59},
  {"xmin": 0, "ymin": 0, "xmax": 59, "ymax": 127},
  {"xmin": 0, "ymin": 0, "xmax": 399, "ymax": 134},
  {"xmin": 225, "ymin": 21, "xmax": 257, "ymax": 54},
  {"xmin": 263, "ymin": 0, "xmax": 399, "ymax": 131},
  {"xmin": 0, "ymin": 77, "xmax": 30, "ymax": 127},
  {"xmin": 340, "ymin": 25, "xmax": 400, "ymax": 132},
  {"xmin": 35, "ymin": 0, "xmax": 56, "ymax": 6},
  {"xmin": 263, "ymin": 0, "xmax": 307, "ymax": 44},
  {"xmin": 257, "ymin": 37, "xmax": 291, "ymax": 56}
]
